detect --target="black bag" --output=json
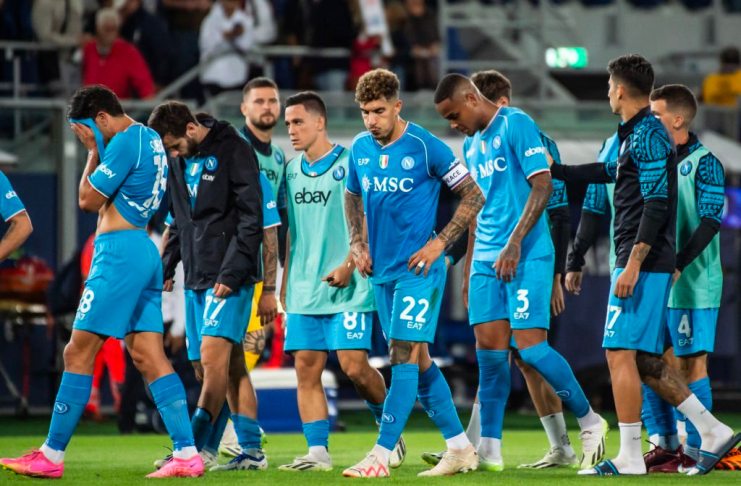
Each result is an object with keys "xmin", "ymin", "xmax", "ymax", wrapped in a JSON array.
[{"xmin": 46, "ymin": 250, "xmax": 82, "ymax": 317}]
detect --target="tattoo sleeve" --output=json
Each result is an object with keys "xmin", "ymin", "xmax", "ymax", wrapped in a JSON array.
[
  {"xmin": 509, "ymin": 172, "xmax": 553, "ymax": 245},
  {"xmin": 636, "ymin": 352, "xmax": 691, "ymax": 406},
  {"xmin": 345, "ymin": 191, "xmax": 366, "ymax": 247},
  {"xmin": 262, "ymin": 226, "xmax": 278, "ymax": 288},
  {"xmin": 243, "ymin": 327, "xmax": 267, "ymax": 355},
  {"xmin": 628, "ymin": 242, "xmax": 652, "ymax": 267},
  {"xmin": 389, "ymin": 340, "xmax": 413, "ymax": 365},
  {"xmin": 437, "ymin": 177, "xmax": 485, "ymax": 246}
]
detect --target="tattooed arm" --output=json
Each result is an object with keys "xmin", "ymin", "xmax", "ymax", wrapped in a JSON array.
[
  {"xmin": 407, "ymin": 177, "xmax": 485, "ymax": 276},
  {"xmin": 345, "ymin": 191, "xmax": 373, "ymax": 278},
  {"xmin": 493, "ymin": 172, "xmax": 553, "ymax": 283},
  {"xmin": 257, "ymin": 226, "xmax": 278, "ymax": 324}
]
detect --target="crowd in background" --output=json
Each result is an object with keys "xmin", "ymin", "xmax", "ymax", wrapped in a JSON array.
[{"xmin": 0, "ymin": 0, "xmax": 442, "ymax": 102}]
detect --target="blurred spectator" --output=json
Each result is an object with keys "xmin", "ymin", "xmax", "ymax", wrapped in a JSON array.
[
  {"xmin": 83, "ymin": 0, "xmax": 114, "ymax": 37},
  {"xmin": 82, "ymin": 8, "xmax": 154, "ymax": 99},
  {"xmin": 32, "ymin": 0, "xmax": 84, "ymax": 95},
  {"xmin": 702, "ymin": 46, "xmax": 741, "ymax": 106},
  {"xmin": 199, "ymin": 0, "xmax": 254, "ymax": 97},
  {"xmin": 349, "ymin": 34, "xmax": 381, "ymax": 90},
  {"xmin": 1, "ymin": 0, "xmax": 34, "ymax": 41},
  {"xmin": 284, "ymin": 0, "xmax": 357, "ymax": 91},
  {"xmin": 119, "ymin": 0, "xmax": 171, "ymax": 91},
  {"xmin": 405, "ymin": 0, "xmax": 440, "ymax": 90},
  {"xmin": 385, "ymin": 1, "xmax": 411, "ymax": 90},
  {"xmin": 160, "ymin": 0, "xmax": 212, "ymax": 101}
]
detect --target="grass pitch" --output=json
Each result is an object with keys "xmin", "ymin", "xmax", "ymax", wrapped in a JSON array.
[{"xmin": 1, "ymin": 412, "xmax": 740, "ymax": 484}]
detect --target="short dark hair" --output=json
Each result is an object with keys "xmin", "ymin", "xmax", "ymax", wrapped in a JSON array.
[
  {"xmin": 355, "ymin": 69, "xmax": 400, "ymax": 104},
  {"xmin": 650, "ymin": 84, "xmax": 698, "ymax": 126},
  {"xmin": 471, "ymin": 70, "xmax": 512, "ymax": 102},
  {"xmin": 433, "ymin": 73, "xmax": 471, "ymax": 104},
  {"xmin": 607, "ymin": 54, "xmax": 654, "ymax": 97},
  {"xmin": 242, "ymin": 77, "xmax": 278, "ymax": 97},
  {"xmin": 720, "ymin": 46, "xmax": 740, "ymax": 66},
  {"xmin": 285, "ymin": 91, "xmax": 327, "ymax": 121},
  {"xmin": 67, "ymin": 85, "xmax": 124, "ymax": 121},
  {"xmin": 147, "ymin": 101, "xmax": 197, "ymax": 138}
]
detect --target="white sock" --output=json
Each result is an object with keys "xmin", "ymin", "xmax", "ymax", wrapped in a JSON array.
[
  {"xmin": 541, "ymin": 413, "xmax": 575, "ymax": 457},
  {"xmin": 612, "ymin": 422, "xmax": 645, "ymax": 472},
  {"xmin": 40, "ymin": 443, "xmax": 64, "ymax": 464},
  {"xmin": 648, "ymin": 434, "xmax": 659, "ymax": 449},
  {"xmin": 685, "ymin": 445, "xmax": 700, "ymax": 461},
  {"xmin": 371, "ymin": 444, "xmax": 391, "ymax": 463},
  {"xmin": 173, "ymin": 446, "xmax": 198, "ymax": 459},
  {"xmin": 446, "ymin": 431, "xmax": 471, "ymax": 451},
  {"xmin": 676, "ymin": 394, "xmax": 723, "ymax": 436},
  {"xmin": 677, "ymin": 420, "xmax": 687, "ymax": 441},
  {"xmin": 309, "ymin": 446, "xmax": 330, "ymax": 462},
  {"xmin": 477, "ymin": 437, "xmax": 501, "ymax": 461},
  {"xmin": 576, "ymin": 407, "xmax": 602, "ymax": 431},
  {"xmin": 466, "ymin": 402, "xmax": 481, "ymax": 446}
]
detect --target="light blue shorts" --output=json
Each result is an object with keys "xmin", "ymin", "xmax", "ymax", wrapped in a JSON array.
[
  {"xmin": 666, "ymin": 308, "xmax": 718, "ymax": 357},
  {"xmin": 184, "ymin": 286, "xmax": 255, "ymax": 361},
  {"xmin": 73, "ymin": 230, "xmax": 162, "ymax": 339},
  {"xmin": 284, "ymin": 312, "xmax": 374, "ymax": 353}
]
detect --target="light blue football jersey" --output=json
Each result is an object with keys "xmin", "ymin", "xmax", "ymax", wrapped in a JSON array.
[
  {"xmin": 88, "ymin": 124, "xmax": 167, "ymax": 228},
  {"xmin": 348, "ymin": 122, "xmax": 469, "ymax": 283},
  {"xmin": 0, "ymin": 170, "xmax": 25, "ymax": 221},
  {"xmin": 465, "ymin": 107, "xmax": 552, "ymax": 262}
]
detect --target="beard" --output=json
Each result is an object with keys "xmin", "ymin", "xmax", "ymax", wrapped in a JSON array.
[{"xmin": 251, "ymin": 113, "xmax": 277, "ymax": 131}]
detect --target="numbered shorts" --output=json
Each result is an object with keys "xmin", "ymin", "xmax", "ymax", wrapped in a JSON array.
[
  {"xmin": 468, "ymin": 256, "xmax": 553, "ymax": 330},
  {"xmin": 602, "ymin": 269, "xmax": 672, "ymax": 354},
  {"xmin": 184, "ymin": 286, "xmax": 255, "ymax": 361},
  {"xmin": 246, "ymin": 281, "xmax": 265, "ymax": 334},
  {"xmin": 283, "ymin": 312, "xmax": 374, "ymax": 353},
  {"xmin": 73, "ymin": 230, "xmax": 163, "ymax": 339},
  {"xmin": 372, "ymin": 263, "xmax": 447, "ymax": 344},
  {"xmin": 666, "ymin": 308, "xmax": 718, "ymax": 357}
]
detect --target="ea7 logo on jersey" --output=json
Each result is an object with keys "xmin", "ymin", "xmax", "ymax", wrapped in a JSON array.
[
  {"xmin": 525, "ymin": 146, "xmax": 545, "ymax": 157},
  {"xmin": 98, "ymin": 164, "xmax": 116, "ymax": 179},
  {"xmin": 294, "ymin": 188, "xmax": 331, "ymax": 206},
  {"xmin": 357, "ymin": 158, "xmax": 370, "ymax": 166},
  {"xmin": 373, "ymin": 177, "xmax": 413, "ymax": 193}
]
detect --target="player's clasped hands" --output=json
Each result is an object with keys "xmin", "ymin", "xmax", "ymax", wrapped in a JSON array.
[
  {"xmin": 493, "ymin": 241, "xmax": 521, "ymax": 283},
  {"xmin": 407, "ymin": 238, "xmax": 445, "ymax": 277},
  {"xmin": 351, "ymin": 242, "xmax": 373, "ymax": 278}
]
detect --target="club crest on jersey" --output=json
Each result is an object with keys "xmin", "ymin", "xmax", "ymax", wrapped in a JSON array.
[
  {"xmin": 275, "ymin": 151, "xmax": 284, "ymax": 165},
  {"xmin": 333, "ymin": 166, "xmax": 345, "ymax": 181},
  {"xmin": 401, "ymin": 156, "xmax": 415, "ymax": 170},
  {"xmin": 379, "ymin": 154, "xmax": 389, "ymax": 169},
  {"xmin": 205, "ymin": 157, "xmax": 218, "ymax": 171},
  {"xmin": 680, "ymin": 161, "xmax": 693, "ymax": 176},
  {"xmin": 493, "ymin": 135, "xmax": 501, "ymax": 149}
]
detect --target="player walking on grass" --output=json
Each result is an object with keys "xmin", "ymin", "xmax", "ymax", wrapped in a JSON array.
[
  {"xmin": 0, "ymin": 85, "xmax": 201, "ymax": 479},
  {"xmin": 434, "ymin": 74, "xmax": 608, "ymax": 473},
  {"xmin": 550, "ymin": 54, "xmax": 740, "ymax": 476},
  {"xmin": 423, "ymin": 69, "xmax": 582, "ymax": 470},
  {"xmin": 343, "ymin": 69, "xmax": 484, "ymax": 478},
  {"xmin": 150, "ymin": 102, "xmax": 267, "ymax": 473},
  {"xmin": 277, "ymin": 91, "xmax": 405, "ymax": 472}
]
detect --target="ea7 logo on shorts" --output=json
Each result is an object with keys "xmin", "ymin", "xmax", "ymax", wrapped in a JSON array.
[
  {"xmin": 525, "ymin": 147, "xmax": 545, "ymax": 157},
  {"xmin": 382, "ymin": 413, "xmax": 395, "ymax": 424},
  {"xmin": 514, "ymin": 290, "xmax": 529, "ymax": 319},
  {"xmin": 205, "ymin": 157, "xmax": 218, "ymax": 171},
  {"xmin": 54, "ymin": 402, "xmax": 69, "ymax": 414}
]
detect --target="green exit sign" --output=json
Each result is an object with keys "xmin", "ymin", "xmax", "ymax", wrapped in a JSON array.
[{"xmin": 546, "ymin": 47, "xmax": 588, "ymax": 69}]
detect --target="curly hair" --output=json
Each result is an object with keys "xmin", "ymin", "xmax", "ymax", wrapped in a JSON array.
[{"xmin": 355, "ymin": 69, "xmax": 400, "ymax": 103}]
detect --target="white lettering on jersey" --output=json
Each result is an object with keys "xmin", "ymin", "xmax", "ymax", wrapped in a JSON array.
[
  {"xmin": 202, "ymin": 174, "xmax": 214, "ymax": 181},
  {"xmin": 525, "ymin": 146, "xmax": 545, "ymax": 157},
  {"xmin": 187, "ymin": 184, "xmax": 197, "ymax": 198},
  {"xmin": 98, "ymin": 165, "xmax": 116, "ymax": 179},
  {"xmin": 266, "ymin": 200, "xmax": 277, "ymax": 209},
  {"xmin": 476, "ymin": 157, "xmax": 507, "ymax": 180},
  {"xmin": 442, "ymin": 160, "xmax": 470, "ymax": 189},
  {"xmin": 358, "ymin": 158, "xmax": 370, "ymax": 166},
  {"xmin": 150, "ymin": 139, "xmax": 165, "ymax": 154},
  {"xmin": 372, "ymin": 177, "xmax": 414, "ymax": 193},
  {"xmin": 5, "ymin": 190, "xmax": 17, "ymax": 200}
]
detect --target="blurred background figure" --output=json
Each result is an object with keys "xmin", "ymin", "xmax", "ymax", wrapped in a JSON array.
[
  {"xmin": 405, "ymin": 0, "xmax": 440, "ymax": 91},
  {"xmin": 118, "ymin": 0, "xmax": 171, "ymax": 93}
]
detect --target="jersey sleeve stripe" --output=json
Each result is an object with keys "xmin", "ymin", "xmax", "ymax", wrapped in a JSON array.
[
  {"xmin": 263, "ymin": 222, "xmax": 281, "ymax": 229},
  {"xmin": 346, "ymin": 187, "xmax": 361, "ymax": 196},
  {"xmin": 87, "ymin": 176, "xmax": 112, "ymax": 198},
  {"xmin": 3, "ymin": 207, "xmax": 26, "ymax": 221},
  {"xmin": 526, "ymin": 168, "xmax": 550, "ymax": 179}
]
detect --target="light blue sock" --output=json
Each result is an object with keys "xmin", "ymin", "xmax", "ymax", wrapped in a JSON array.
[
  {"xmin": 476, "ymin": 350, "xmax": 510, "ymax": 440},
  {"xmin": 518, "ymin": 342, "xmax": 589, "ymax": 418},
  {"xmin": 377, "ymin": 364, "xmax": 419, "ymax": 451},
  {"xmin": 191, "ymin": 407, "xmax": 213, "ymax": 451},
  {"xmin": 232, "ymin": 414, "xmax": 262, "ymax": 450},
  {"xmin": 641, "ymin": 384, "xmax": 659, "ymax": 439},
  {"xmin": 686, "ymin": 377, "xmax": 712, "ymax": 456},
  {"xmin": 303, "ymin": 419, "xmax": 330, "ymax": 448},
  {"xmin": 203, "ymin": 401, "xmax": 230, "ymax": 455},
  {"xmin": 417, "ymin": 362, "xmax": 465, "ymax": 440},
  {"xmin": 366, "ymin": 399, "xmax": 385, "ymax": 424},
  {"xmin": 644, "ymin": 383, "xmax": 678, "ymax": 450},
  {"xmin": 149, "ymin": 373, "xmax": 196, "ymax": 452},
  {"xmin": 45, "ymin": 372, "xmax": 93, "ymax": 451}
]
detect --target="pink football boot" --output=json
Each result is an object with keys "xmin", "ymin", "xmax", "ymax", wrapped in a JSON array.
[
  {"xmin": 146, "ymin": 454, "xmax": 204, "ymax": 478},
  {"xmin": 0, "ymin": 450, "xmax": 64, "ymax": 479}
]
